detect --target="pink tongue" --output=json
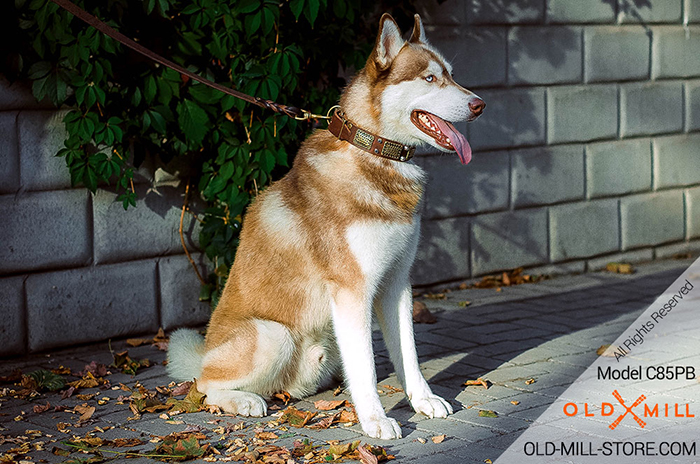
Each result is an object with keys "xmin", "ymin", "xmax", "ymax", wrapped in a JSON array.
[{"xmin": 430, "ymin": 115, "xmax": 472, "ymax": 165}]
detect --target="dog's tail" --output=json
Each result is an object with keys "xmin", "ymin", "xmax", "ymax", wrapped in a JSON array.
[{"xmin": 167, "ymin": 328, "xmax": 206, "ymax": 381}]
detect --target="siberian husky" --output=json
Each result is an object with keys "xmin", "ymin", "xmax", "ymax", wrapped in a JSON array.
[{"xmin": 168, "ymin": 13, "xmax": 485, "ymax": 439}]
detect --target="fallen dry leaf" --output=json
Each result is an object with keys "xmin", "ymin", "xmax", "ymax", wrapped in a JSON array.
[
  {"xmin": 337, "ymin": 408, "xmax": 358, "ymax": 424},
  {"xmin": 255, "ymin": 431, "xmax": 279, "ymax": 441},
  {"xmin": 52, "ymin": 446, "xmax": 71, "ymax": 456},
  {"xmin": 112, "ymin": 350, "xmax": 152, "ymax": 376},
  {"xmin": 457, "ymin": 300, "xmax": 471, "ymax": 307},
  {"xmin": 166, "ymin": 380, "xmax": 206, "ymax": 414},
  {"xmin": 33, "ymin": 402, "xmax": 51, "ymax": 413},
  {"xmin": 110, "ymin": 438, "xmax": 145, "ymax": 447},
  {"xmin": 56, "ymin": 422, "xmax": 71, "ymax": 433},
  {"xmin": 463, "ymin": 378, "xmax": 489, "ymax": 389},
  {"xmin": 510, "ymin": 400, "xmax": 520, "ymax": 406},
  {"xmin": 672, "ymin": 252, "xmax": 693, "ymax": 260},
  {"xmin": 79, "ymin": 361, "xmax": 109, "ymax": 377},
  {"xmin": 606, "ymin": 262, "xmax": 634, "ymax": 274},
  {"xmin": 479, "ymin": 410, "xmax": 498, "ymax": 418},
  {"xmin": 74, "ymin": 403, "xmax": 96, "ymax": 422},
  {"xmin": 314, "ymin": 399, "xmax": 346, "ymax": 411},
  {"xmin": 380, "ymin": 384, "xmax": 403, "ymax": 395},
  {"xmin": 154, "ymin": 327, "xmax": 168, "ymax": 342},
  {"xmin": 151, "ymin": 434, "xmax": 211, "ymax": 461},
  {"xmin": 328, "ymin": 441, "xmax": 356, "ymax": 457},
  {"xmin": 67, "ymin": 372, "xmax": 103, "ymax": 389},
  {"xmin": 50, "ymin": 365, "xmax": 72, "ymax": 375},
  {"xmin": 465, "ymin": 267, "xmax": 545, "ymax": 289},
  {"xmin": 126, "ymin": 338, "xmax": 150, "ymax": 347},
  {"xmin": 0, "ymin": 368, "xmax": 23, "ymax": 384},
  {"xmin": 358, "ymin": 444, "xmax": 379, "ymax": 464},
  {"xmin": 412, "ymin": 301, "xmax": 437, "ymax": 324},
  {"xmin": 431, "ymin": 434, "xmax": 446, "ymax": 444},
  {"xmin": 525, "ymin": 378, "xmax": 536, "ymax": 385},
  {"xmin": 128, "ymin": 329, "xmax": 169, "ymax": 349},
  {"xmin": 171, "ymin": 381, "xmax": 193, "ymax": 396},
  {"xmin": 423, "ymin": 292, "xmax": 446, "ymax": 300},
  {"xmin": 596, "ymin": 344, "xmax": 616, "ymax": 357},
  {"xmin": 279, "ymin": 406, "xmax": 316, "ymax": 428},
  {"xmin": 308, "ymin": 414, "xmax": 336, "ymax": 430},
  {"xmin": 272, "ymin": 391, "xmax": 291, "ymax": 404}
]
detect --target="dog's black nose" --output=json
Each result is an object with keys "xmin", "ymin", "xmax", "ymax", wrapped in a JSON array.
[{"xmin": 469, "ymin": 98, "xmax": 485, "ymax": 116}]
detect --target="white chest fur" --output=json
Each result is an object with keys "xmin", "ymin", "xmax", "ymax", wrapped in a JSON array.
[{"xmin": 345, "ymin": 217, "xmax": 421, "ymax": 293}]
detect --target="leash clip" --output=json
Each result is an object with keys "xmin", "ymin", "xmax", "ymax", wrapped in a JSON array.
[{"xmin": 294, "ymin": 105, "xmax": 341, "ymax": 121}]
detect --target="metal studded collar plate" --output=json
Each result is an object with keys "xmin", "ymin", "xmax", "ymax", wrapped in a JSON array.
[{"xmin": 327, "ymin": 109, "xmax": 416, "ymax": 162}]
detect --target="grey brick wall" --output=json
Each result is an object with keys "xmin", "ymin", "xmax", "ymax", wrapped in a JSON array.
[
  {"xmin": 0, "ymin": 79, "xmax": 206, "ymax": 356},
  {"xmin": 413, "ymin": 0, "xmax": 700, "ymax": 285},
  {"xmin": 583, "ymin": 26, "xmax": 650, "ymax": 83},
  {"xmin": 2, "ymin": 0, "xmax": 700, "ymax": 355}
]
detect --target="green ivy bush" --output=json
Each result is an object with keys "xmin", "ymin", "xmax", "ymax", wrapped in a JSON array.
[{"xmin": 7, "ymin": 0, "xmax": 416, "ymax": 305}]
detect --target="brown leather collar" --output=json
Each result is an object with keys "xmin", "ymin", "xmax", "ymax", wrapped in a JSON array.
[{"xmin": 327, "ymin": 109, "xmax": 416, "ymax": 162}]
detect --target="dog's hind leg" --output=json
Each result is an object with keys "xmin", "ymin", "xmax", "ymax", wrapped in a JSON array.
[
  {"xmin": 197, "ymin": 319, "xmax": 295, "ymax": 417},
  {"xmin": 375, "ymin": 276, "xmax": 453, "ymax": 419}
]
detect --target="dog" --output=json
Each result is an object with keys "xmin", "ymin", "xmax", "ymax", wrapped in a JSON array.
[{"xmin": 167, "ymin": 13, "xmax": 484, "ymax": 440}]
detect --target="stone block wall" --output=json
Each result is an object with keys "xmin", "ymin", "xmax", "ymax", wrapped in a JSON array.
[
  {"xmin": 0, "ymin": 78, "xmax": 209, "ymax": 357},
  {"xmin": 2, "ymin": 0, "xmax": 700, "ymax": 355},
  {"xmin": 412, "ymin": 0, "xmax": 700, "ymax": 285}
]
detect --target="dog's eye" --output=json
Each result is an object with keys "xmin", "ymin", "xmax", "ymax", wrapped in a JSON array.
[{"xmin": 425, "ymin": 75, "xmax": 435, "ymax": 83}]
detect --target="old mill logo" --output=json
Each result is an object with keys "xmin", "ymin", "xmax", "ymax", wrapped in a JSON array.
[{"xmin": 563, "ymin": 390, "xmax": 694, "ymax": 430}]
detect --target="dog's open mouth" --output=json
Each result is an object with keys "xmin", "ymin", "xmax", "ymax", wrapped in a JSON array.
[{"xmin": 411, "ymin": 110, "xmax": 472, "ymax": 165}]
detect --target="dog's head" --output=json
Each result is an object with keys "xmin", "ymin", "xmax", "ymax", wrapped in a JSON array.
[{"xmin": 361, "ymin": 14, "xmax": 485, "ymax": 165}]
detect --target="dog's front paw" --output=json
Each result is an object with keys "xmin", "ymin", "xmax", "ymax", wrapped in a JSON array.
[
  {"xmin": 207, "ymin": 390, "xmax": 268, "ymax": 417},
  {"xmin": 411, "ymin": 394, "xmax": 453, "ymax": 419},
  {"xmin": 233, "ymin": 393, "xmax": 268, "ymax": 417},
  {"xmin": 360, "ymin": 415, "xmax": 402, "ymax": 440}
]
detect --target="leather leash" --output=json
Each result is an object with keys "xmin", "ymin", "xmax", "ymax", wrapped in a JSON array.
[
  {"xmin": 49, "ymin": 0, "xmax": 324, "ymax": 121},
  {"xmin": 49, "ymin": 0, "xmax": 417, "ymax": 162}
]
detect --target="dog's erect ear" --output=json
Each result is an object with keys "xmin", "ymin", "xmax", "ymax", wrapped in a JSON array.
[
  {"xmin": 373, "ymin": 13, "xmax": 403, "ymax": 70},
  {"xmin": 409, "ymin": 14, "xmax": 426, "ymax": 43}
]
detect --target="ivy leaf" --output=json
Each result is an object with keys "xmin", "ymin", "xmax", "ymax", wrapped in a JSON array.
[
  {"xmin": 260, "ymin": 149, "xmax": 276, "ymax": 173},
  {"xmin": 131, "ymin": 87, "xmax": 142, "ymax": 106},
  {"xmin": 190, "ymin": 84, "xmax": 223, "ymax": 104},
  {"xmin": 156, "ymin": 0, "xmax": 170, "ymax": 16},
  {"xmin": 118, "ymin": 192, "xmax": 137, "ymax": 210},
  {"xmin": 244, "ymin": 12, "xmax": 262, "ymax": 36},
  {"xmin": 275, "ymin": 147, "xmax": 288, "ymax": 167},
  {"xmin": 83, "ymin": 165, "xmax": 98, "ymax": 192},
  {"xmin": 144, "ymin": 76, "xmax": 157, "ymax": 104},
  {"xmin": 260, "ymin": 5, "xmax": 275, "ymax": 35},
  {"xmin": 238, "ymin": 0, "xmax": 260, "ymax": 14},
  {"xmin": 27, "ymin": 61, "xmax": 51, "ymax": 79},
  {"xmin": 332, "ymin": 0, "xmax": 346, "ymax": 17},
  {"xmin": 304, "ymin": 0, "xmax": 320, "ymax": 26},
  {"xmin": 148, "ymin": 109, "xmax": 167, "ymax": 134},
  {"xmin": 289, "ymin": 0, "xmax": 304, "ymax": 20},
  {"xmin": 204, "ymin": 175, "xmax": 227, "ymax": 197},
  {"xmin": 220, "ymin": 161, "xmax": 235, "ymax": 180},
  {"xmin": 144, "ymin": 0, "xmax": 155, "ymax": 14},
  {"xmin": 176, "ymin": 99, "xmax": 209, "ymax": 145}
]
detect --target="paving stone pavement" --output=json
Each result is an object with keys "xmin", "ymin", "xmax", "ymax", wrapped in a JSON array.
[{"xmin": 0, "ymin": 257, "xmax": 693, "ymax": 463}]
